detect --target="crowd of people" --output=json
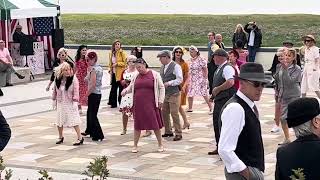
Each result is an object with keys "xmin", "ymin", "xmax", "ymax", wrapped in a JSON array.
[{"xmin": 0, "ymin": 21, "xmax": 320, "ymax": 179}]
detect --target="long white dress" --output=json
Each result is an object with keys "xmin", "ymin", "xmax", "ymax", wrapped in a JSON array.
[
  {"xmin": 119, "ymin": 69, "xmax": 138, "ymax": 116},
  {"xmin": 55, "ymin": 78, "xmax": 81, "ymax": 127},
  {"xmin": 301, "ymin": 46, "xmax": 320, "ymax": 93}
]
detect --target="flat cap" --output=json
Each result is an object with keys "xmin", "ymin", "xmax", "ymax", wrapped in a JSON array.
[
  {"xmin": 213, "ymin": 48, "xmax": 228, "ymax": 57},
  {"xmin": 157, "ymin": 50, "xmax": 171, "ymax": 58}
]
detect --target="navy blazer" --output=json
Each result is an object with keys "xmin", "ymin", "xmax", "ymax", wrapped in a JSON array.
[
  {"xmin": 0, "ymin": 111, "xmax": 11, "ymax": 151},
  {"xmin": 275, "ymin": 134, "xmax": 320, "ymax": 180}
]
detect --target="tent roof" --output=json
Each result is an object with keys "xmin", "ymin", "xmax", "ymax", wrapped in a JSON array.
[{"xmin": 0, "ymin": 0, "xmax": 59, "ymax": 20}]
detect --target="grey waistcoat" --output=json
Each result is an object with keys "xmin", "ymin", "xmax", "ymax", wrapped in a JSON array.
[
  {"xmin": 212, "ymin": 63, "xmax": 236, "ymax": 102},
  {"xmin": 160, "ymin": 61, "xmax": 180, "ymax": 96}
]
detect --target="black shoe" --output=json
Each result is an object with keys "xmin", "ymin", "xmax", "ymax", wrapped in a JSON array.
[
  {"xmin": 162, "ymin": 133, "xmax": 174, "ymax": 137},
  {"xmin": 110, "ymin": 105, "xmax": 117, "ymax": 108},
  {"xmin": 5, "ymin": 83, "xmax": 13, "ymax": 87},
  {"xmin": 56, "ymin": 137, "xmax": 64, "ymax": 144},
  {"xmin": 15, "ymin": 73, "xmax": 25, "ymax": 79},
  {"xmin": 81, "ymin": 132, "xmax": 90, "ymax": 137},
  {"xmin": 173, "ymin": 135, "xmax": 182, "ymax": 141},
  {"xmin": 73, "ymin": 137, "xmax": 84, "ymax": 146},
  {"xmin": 208, "ymin": 149, "xmax": 218, "ymax": 155},
  {"xmin": 0, "ymin": 89, "xmax": 3, "ymax": 96}
]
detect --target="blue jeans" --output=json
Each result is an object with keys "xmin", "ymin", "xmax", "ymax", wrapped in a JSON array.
[{"xmin": 248, "ymin": 46, "xmax": 258, "ymax": 62}]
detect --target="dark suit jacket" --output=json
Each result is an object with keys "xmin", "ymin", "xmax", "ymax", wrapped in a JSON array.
[
  {"xmin": 0, "ymin": 110, "xmax": 11, "ymax": 151},
  {"xmin": 275, "ymin": 134, "xmax": 320, "ymax": 180},
  {"xmin": 244, "ymin": 24, "xmax": 262, "ymax": 48}
]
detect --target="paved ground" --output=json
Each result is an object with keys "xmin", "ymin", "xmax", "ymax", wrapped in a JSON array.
[{"xmin": 0, "ymin": 71, "xmax": 299, "ymax": 180}]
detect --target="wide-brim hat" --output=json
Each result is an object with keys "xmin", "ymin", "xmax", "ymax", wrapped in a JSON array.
[
  {"xmin": 235, "ymin": 62, "xmax": 271, "ymax": 83},
  {"xmin": 287, "ymin": 98, "xmax": 320, "ymax": 128},
  {"xmin": 303, "ymin": 34, "xmax": 316, "ymax": 43}
]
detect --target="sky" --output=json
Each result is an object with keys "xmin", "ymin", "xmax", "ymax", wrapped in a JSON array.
[{"xmin": 49, "ymin": 0, "xmax": 320, "ymax": 15}]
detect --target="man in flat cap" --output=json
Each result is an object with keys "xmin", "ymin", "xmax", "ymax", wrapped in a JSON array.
[
  {"xmin": 218, "ymin": 62, "xmax": 270, "ymax": 179},
  {"xmin": 13, "ymin": 24, "xmax": 26, "ymax": 43},
  {"xmin": 158, "ymin": 50, "xmax": 183, "ymax": 141},
  {"xmin": 275, "ymin": 97, "xmax": 320, "ymax": 180},
  {"xmin": 208, "ymin": 48, "xmax": 236, "ymax": 155}
]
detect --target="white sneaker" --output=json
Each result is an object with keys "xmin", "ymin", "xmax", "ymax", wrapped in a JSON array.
[{"xmin": 271, "ymin": 125, "xmax": 280, "ymax": 133}]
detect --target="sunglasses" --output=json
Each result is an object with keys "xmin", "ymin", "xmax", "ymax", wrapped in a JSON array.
[
  {"xmin": 246, "ymin": 80, "xmax": 266, "ymax": 88},
  {"xmin": 175, "ymin": 51, "xmax": 183, "ymax": 54},
  {"xmin": 304, "ymin": 39, "xmax": 313, "ymax": 43}
]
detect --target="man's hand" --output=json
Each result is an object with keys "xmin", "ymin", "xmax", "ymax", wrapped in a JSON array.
[
  {"xmin": 212, "ymin": 87, "xmax": 220, "ymax": 97},
  {"xmin": 239, "ymin": 167, "xmax": 250, "ymax": 180},
  {"xmin": 164, "ymin": 82, "xmax": 170, "ymax": 88}
]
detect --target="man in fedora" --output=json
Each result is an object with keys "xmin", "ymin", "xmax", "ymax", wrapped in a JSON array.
[
  {"xmin": 218, "ymin": 62, "xmax": 270, "ymax": 180},
  {"xmin": 275, "ymin": 97, "xmax": 320, "ymax": 180},
  {"xmin": 158, "ymin": 50, "xmax": 183, "ymax": 141},
  {"xmin": 208, "ymin": 48, "xmax": 236, "ymax": 155}
]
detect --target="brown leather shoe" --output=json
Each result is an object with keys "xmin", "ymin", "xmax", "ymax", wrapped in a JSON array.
[
  {"xmin": 208, "ymin": 149, "xmax": 218, "ymax": 155},
  {"xmin": 173, "ymin": 135, "xmax": 182, "ymax": 141}
]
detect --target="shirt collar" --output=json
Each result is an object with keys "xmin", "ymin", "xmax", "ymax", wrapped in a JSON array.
[
  {"xmin": 165, "ymin": 61, "xmax": 173, "ymax": 67},
  {"xmin": 218, "ymin": 61, "xmax": 228, "ymax": 69},
  {"xmin": 236, "ymin": 90, "xmax": 255, "ymax": 109}
]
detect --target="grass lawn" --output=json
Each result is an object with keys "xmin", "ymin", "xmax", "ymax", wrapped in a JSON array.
[{"xmin": 62, "ymin": 14, "xmax": 320, "ymax": 47}]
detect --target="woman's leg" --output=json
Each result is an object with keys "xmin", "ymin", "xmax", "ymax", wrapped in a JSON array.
[
  {"xmin": 179, "ymin": 106, "xmax": 189, "ymax": 128},
  {"xmin": 84, "ymin": 94, "xmax": 93, "ymax": 135},
  {"xmin": 73, "ymin": 125, "xmax": 82, "ymax": 140},
  {"xmin": 281, "ymin": 121, "xmax": 290, "ymax": 141},
  {"xmin": 121, "ymin": 112, "xmax": 128, "ymax": 135},
  {"xmin": 109, "ymin": 74, "xmax": 118, "ymax": 107},
  {"xmin": 57, "ymin": 126, "xmax": 63, "ymax": 138},
  {"xmin": 133, "ymin": 130, "xmax": 141, "ymax": 148},
  {"xmin": 91, "ymin": 94, "xmax": 104, "ymax": 140},
  {"xmin": 188, "ymin": 97, "xmax": 193, "ymax": 110},
  {"xmin": 203, "ymin": 95, "xmax": 213, "ymax": 111},
  {"xmin": 153, "ymin": 129, "xmax": 163, "ymax": 147}
]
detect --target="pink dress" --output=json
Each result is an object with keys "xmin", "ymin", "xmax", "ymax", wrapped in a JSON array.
[
  {"xmin": 237, "ymin": 50, "xmax": 249, "ymax": 64},
  {"xmin": 75, "ymin": 58, "xmax": 88, "ymax": 106},
  {"xmin": 133, "ymin": 71, "xmax": 164, "ymax": 130},
  {"xmin": 187, "ymin": 56, "xmax": 208, "ymax": 97}
]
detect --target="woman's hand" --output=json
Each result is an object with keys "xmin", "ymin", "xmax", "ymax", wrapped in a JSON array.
[
  {"xmin": 112, "ymin": 63, "xmax": 117, "ymax": 68},
  {"xmin": 158, "ymin": 102, "xmax": 163, "ymax": 109},
  {"xmin": 121, "ymin": 89, "xmax": 127, "ymax": 96}
]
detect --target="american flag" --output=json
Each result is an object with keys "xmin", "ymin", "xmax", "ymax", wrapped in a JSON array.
[
  {"xmin": 0, "ymin": 18, "xmax": 55, "ymax": 69},
  {"xmin": 33, "ymin": 17, "xmax": 54, "ymax": 36}
]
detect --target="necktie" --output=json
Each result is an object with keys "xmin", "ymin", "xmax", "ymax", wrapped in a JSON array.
[{"xmin": 253, "ymin": 105, "xmax": 259, "ymax": 118}]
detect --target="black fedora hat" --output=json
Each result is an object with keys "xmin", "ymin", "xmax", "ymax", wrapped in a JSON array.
[
  {"xmin": 287, "ymin": 97, "xmax": 320, "ymax": 128},
  {"xmin": 235, "ymin": 62, "xmax": 271, "ymax": 83}
]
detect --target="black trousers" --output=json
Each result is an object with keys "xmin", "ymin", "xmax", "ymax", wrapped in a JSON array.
[
  {"xmin": 108, "ymin": 73, "xmax": 123, "ymax": 107},
  {"xmin": 85, "ymin": 93, "xmax": 104, "ymax": 140},
  {"xmin": 213, "ymin": 98, "xmax": 230, "ymax": 148}
]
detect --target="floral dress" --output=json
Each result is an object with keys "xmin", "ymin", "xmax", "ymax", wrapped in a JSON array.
[
  {"xmin": 187, "ymin": 56, "xmax": 208, "ymax": 97},
  {"xmin": 119, "ymin": 69, "xmax": 138, "ymax": 117},
  {"xmin": 75, "ymin": 59, "xmax": 88, "ymax": 106}
]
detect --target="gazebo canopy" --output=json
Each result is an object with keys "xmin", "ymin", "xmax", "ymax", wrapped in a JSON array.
[{"xmin": 0, "ymin": 0, "xmax": 59, "ymax": 20}]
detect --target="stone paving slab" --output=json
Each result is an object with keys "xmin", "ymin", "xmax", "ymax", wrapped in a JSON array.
[{"xmin": 0, "ymin": 88, "xmax": 300, "ymax": 180}]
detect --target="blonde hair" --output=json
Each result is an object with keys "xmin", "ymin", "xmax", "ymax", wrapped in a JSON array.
[
  {"xmin": 287, "ymin": 48, "xmax": 297, "ymax": 64},
  {"xmin": 57, "ymin": 47, "xmax": 68, "ymax": 59},
  {"xmin": 276, "ymin": 47, "xmax": 288, "ymax": 57},
  {"xmin": 127, "ymin": 55, "xmax": 137, "ymax": 62},
  {"xmin": 234, "ymin": 24, "xmax": 244, "ymax": 33},
  {"xmin": 54, "ymin": 62, "xmax": 71, "ymax": 79}
]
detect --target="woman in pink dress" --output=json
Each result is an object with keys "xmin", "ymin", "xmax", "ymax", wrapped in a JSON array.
[
  {"xmin": 121, "ymin": 58, "xmax": 165, "ymax": 153},
  {"xmin": 186, "ymin": 46, "xmax": 213, "ymax": 113},
  {"xmin": 75, "ymin": 45, "xmax": 88, "ymax": 114}
]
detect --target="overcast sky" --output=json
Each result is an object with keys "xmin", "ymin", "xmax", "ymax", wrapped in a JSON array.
[{"xmin": 52, "ymin": 0, "xmax": 320, "ymax": 15}]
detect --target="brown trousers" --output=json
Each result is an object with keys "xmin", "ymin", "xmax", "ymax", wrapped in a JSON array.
[{"xmin": 162, "ymin": 92, "xmax": 182, "ymax": 135}]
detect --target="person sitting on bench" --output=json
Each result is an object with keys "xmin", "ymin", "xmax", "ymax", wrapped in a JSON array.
[{"xmin": 0, "ymin": 40, "xmax": 25, "ymax": 87}]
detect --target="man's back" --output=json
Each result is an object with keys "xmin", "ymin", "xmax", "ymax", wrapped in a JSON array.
[{"xmin": 275, "ymin": 134, "xmax": 320, "ymax": 180}]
